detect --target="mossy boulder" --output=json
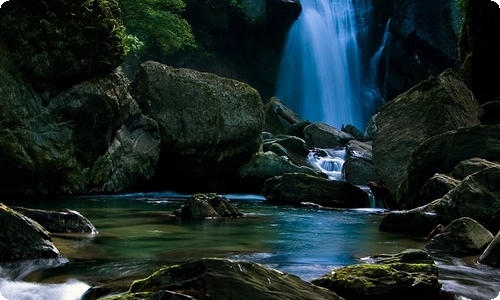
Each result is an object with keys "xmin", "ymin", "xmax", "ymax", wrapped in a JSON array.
[
  {"xmin": 101, "ymin": 258, "xmax": 342, "ymax": 300},
  {"xmin": 0, "ymin": 0, "xmax": 125, "ymax": 97},
  {"xmin": 131, "ymin": 61, "xmax": 264, "ymax": 192},
  {"xmin": 312, "ymin": 249, "xmax": 441, "ymax": 300},
  {"xmin": 173, "ymin": 193, "xmax": 243, "ymax": 220}
]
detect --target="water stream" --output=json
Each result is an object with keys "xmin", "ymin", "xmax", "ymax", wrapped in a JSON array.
[{"xmin": 0, "ymin": 194, "xmax": 499, "ymax": 299}]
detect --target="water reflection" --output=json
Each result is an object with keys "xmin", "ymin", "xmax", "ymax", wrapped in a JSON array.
[{"xmin": 1, "ymin": 193, "xmax": 499, "ymax": 299}]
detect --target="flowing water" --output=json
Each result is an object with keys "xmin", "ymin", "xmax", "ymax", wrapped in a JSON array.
[
  {"xmin": 1, "ymin": 193, "xmax": 499, "ymax": 299},
  {"xmin": 275, "ymin": 0, "xmax": 389, "ymax": 131}
]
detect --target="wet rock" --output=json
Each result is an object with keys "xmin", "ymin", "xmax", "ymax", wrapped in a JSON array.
[
  {"xmin": 173, "ymin": 193, "xmax": 243, "ymax": 220},
  {"xmin": 425, "ymin": 217, "xmax": 494, "ymax": 255},
  {"xmin": 263, "ymin": 135, "xmax": 309, "ymax": 156},
  {"xmin": 419, "ymin": 173, "xmax": 460, "ymax": 207},
  {"xmin": 11, "ymin": 207, "xmax": 97, "ymax": 234},
  {"xmin": 239, "ymin": 151, "xmax": 321, "ymax": 191},
  {"xmin": 373, "ymin": 69, "xmax": 482, "ymax": 209},
  {"xmin": 304, "ymin": 123, "xmax": 355, "ymax": 148},
  {"xmin": 101, "ymin": 258, "xmax": 342, "ymax": 300},
  {"xmin": 380, "ymin": 165, "xmax": 500, "ymax": 236},
  {"xmin": 312, "ymin": 249, "xmax": 441, "ymax": 300},
  {"xmin": 263, "ymin": 97, "xmax": 301, "ymax": 135},
  {"xmin": 451, "ymin": 157, "xmax": 499, "ymax": 180},
  {"xmin": 479, "ymin": 231, "xmax": 500, "ymax": 268},
  {"xmin": 131, "ymin": 61, "xmax": 264, "ymax": 192},
  {"xmin": 262, "ymin": 173, "xmax": 368, "ymax": 208},
  {"xmin": 399, "ymin": 126, "xmax": 500, "ymax": 210},
  {"xmin": 341, "ymin": 124, "xmax": 365, "ymax": 142},
  {"xmin": 342, "ymin": 158, "xmax": 379, "ymax": 186},
  {"xmin": 0, "ymin": 204, "xmax": 59, "ymax": 261}
]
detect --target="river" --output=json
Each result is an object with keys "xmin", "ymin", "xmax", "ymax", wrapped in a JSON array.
[{"xmin": 0, "ymin": 192, "xmax": 499, "ymax": 299}]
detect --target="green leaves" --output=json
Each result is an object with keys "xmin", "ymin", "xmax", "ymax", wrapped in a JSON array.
[{"xmin": 119, "ymin": 0, "xmax": 196, "ymax": 57}]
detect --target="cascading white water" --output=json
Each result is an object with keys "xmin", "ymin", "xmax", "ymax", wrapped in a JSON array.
[{"xmin": 275, "ymin": 0, "xmax": 388, "ymax": 131}]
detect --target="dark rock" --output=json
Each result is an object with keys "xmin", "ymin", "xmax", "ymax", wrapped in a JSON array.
[
  {"xmin": 11, "ymin": 207, "xmax": 97, "ymax": 234},
  {"xmin": 479, "ymin": 231, "xmax": 500, "ymax": 268},
  {"xmin": 312, "ymin": 249, "xmax": 441, "ymax": 300},
  {"xmin": 451, "ymin": 157, "xmax": 499, "ymax": 180},
  {"xmin": 381, "ymin": 165, "xmax": 500, "ymax": 236},
  {"xmin": 0, "ymin": 204, "xmax": 59, "ymax": 261},
  {"xmin": 379, "ymin": 208, "xmax": 446, "ymax": 237},
  {"xmin": 458, "ymin": 0, "xmax": 500, "ymax": 104},
  {"xmin": 425, "ymin": 217, "xmax": 493, "ymax": 255},
  {"xmin": 0, "ymin": 0, "xmax": 125, "ymax": 98},
  {"xmin": 131, "ymin": 61, "xmax": 264, "ymax": 192},
  {"xmin": 0, "ymin": 64, "xmax": 161, "ymax": 196},
  {"xmin": 399, "ymin": 126, "xmax": 500, "ymax": 209},
  {"xmin": 373, "ymin": 69, "xmax": 482, "ymax": 208},
  {"xmin": 285, "ymin": 120, "xmax": 312, "ymax": 139},
  {"xmin": 263, "ymin": 135, "xmax": 309, "ymax": 156},
  {"xmin": 385, "ymin": 0, "xmax": 461, "ymax": 100},
  {"xmin": 173, "ymin": 193, "xmax": 243, "ymax": 220},
  {"xmin": 262, "ymin": 173, "xmax": 368, "ymax": 208},
  {"xmin": 239, "ymin": 151, "xmax": 321, "ymax": 191},
  {"xmin": 345, "ymin": 140, "xmax": 373, "ymax": 162},
  {"xmin": 480, "ymin": 100, "xmax": 500, "ymax": 125},
  {"xmin": 105, "ymin": 258, "xmax": 342, "ymax": 300},
  {"xmin": 419, "ymin": 173, "xmax": 460, "ymax": 207},
  {"xmin": 341, "ymin": 124, "xmax": 365, "ymax": 142},
  {"xmin": 342, "ymin": 158, "xmax": 379, "ymax": 186},
  {"xmin": 263, "ymin": 97, "xmax": 301, "ymax": 135},
  {"xmin": 304, "ymin": 123, "xmax": 355, "ymax": 148}
]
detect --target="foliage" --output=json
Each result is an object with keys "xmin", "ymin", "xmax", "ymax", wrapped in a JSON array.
[{"xmin": 119, "ymin": 0, "xmax": 196, "ymax": 57}]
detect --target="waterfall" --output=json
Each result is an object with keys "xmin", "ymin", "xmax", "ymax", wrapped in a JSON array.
[{"xmin": 275, "ymin": 0, "xmax": 388, "ymax": 131}]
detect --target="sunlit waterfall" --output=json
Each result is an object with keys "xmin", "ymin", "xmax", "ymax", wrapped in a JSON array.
[{"xmin": 275, "ymin": 0, "xmax": 388, "ymax": 130}]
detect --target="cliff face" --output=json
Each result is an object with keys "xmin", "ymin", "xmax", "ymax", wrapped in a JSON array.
[{"xmin": 0, "ymin": 0, "xmax": 161, "ymax": 197}]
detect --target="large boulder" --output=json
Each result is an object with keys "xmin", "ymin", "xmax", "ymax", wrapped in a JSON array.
[
  {"xmin": 425, "ymin": 217, "xmax": 494, "ymax": 255},
  {"xmin": 102, "ymin": 258, "xmax": 342, "ymax": 300},
  {"xmin": 372, "ymin": 69, "xmax": 482, "ymax": 208},
  {"xmin": 312, "ymin": 249, "xmax": 441, "ymax": 300},
  {"xmin": 0, "ymin": 0, "xmax": 160, "ymax": 197},
  {"xmin": 263, "ymin": 97, "xmax": 301, "ymax": 135},
  {"xmin": 131, "ymin": 61, "xmax": 264, "ymax": 192},
  {"xmin": 419, "ymin": 174, "xmax": 460, "ymax": 207},
  {"xmin": 399, "ymin": 126, "xmax": 500, "ymax": 209},
  {"xmin": 262, "ymin": 173, "xmax": 368, "ymax": 208},
  {"xmin": 380, "ymin": 164, "xmax": 500, "ymax": 236},
  {"xmin": 0, "ymin": 204, "xmax": 60, "ymax": 261},
  {"xmin": 0, "ymin": 66, "xmax": 161, "ymax": 196}
]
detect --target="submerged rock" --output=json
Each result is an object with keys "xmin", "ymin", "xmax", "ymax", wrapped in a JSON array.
[
  {"xmin": 312, "ymin": 249, "xmax": 441, "ymax": 300},
  {"xmin": 102, "ymin": 258, "xmax": 342, "ymax": 300},
  {"xmin": 0, "ymin": 204, "xmax": 59, "ymax": 261},
  {"xmin": 173, "ymin": 193, "xmax": 243, "ymax": 220}
]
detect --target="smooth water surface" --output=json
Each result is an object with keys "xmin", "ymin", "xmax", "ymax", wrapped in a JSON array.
[{"xmin": 1, "ymin": 193, "xmax": 499, "ymax": 299}]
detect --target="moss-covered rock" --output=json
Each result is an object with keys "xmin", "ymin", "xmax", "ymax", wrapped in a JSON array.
[
  {"xmin": 173, "ymin": 193, "xmax": 243, "ymax": 220},
  {"xmin": 312, "ymin": 249, "xmax": 441, "ymax": 300},
  {"xmin": 0, "ymin": 0, "xmax": 125, "ymax": 98},
  {"xmin": 101, "ymin": 258, "xmax": 342, "ymax": 300}
]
